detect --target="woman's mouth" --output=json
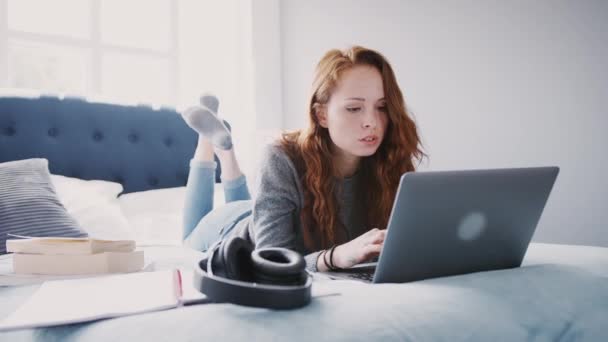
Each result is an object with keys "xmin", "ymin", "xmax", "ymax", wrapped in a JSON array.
[{"xmin": 359, "ymin": 135, "xmax": 379, "ymax": 145}]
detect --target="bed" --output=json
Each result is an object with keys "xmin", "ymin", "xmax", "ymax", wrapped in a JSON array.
[{"xmin": 1, "ymin": 93, "xmax": 607, "ymax": 341}]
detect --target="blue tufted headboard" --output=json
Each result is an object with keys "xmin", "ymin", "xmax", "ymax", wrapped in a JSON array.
[{"xmin": 0, "ymin": 95, "xmax": 222, "ymax": 193}]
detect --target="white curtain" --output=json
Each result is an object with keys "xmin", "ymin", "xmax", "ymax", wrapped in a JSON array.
[
  {"xmin": 178, "ymin": 0, "xmax": 258, "ymax": 184},
  {"xmin": 180, "ymin": 0, "xmax": 284, "ymax": 189}
]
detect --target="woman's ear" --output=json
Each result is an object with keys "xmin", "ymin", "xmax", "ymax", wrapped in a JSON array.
[{"xmin": 315, "ymin": 105, "xmax": 328, "ymax": 128}]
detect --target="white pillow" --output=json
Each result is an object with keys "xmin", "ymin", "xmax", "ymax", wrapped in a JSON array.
[
  {"xmin": 50, "ymin": 174, "xmax": 123, "ymax": 211},
  {"xmin": 49, "ymin": 174, "xmax": 134, "ymax": 240},
  {"xmin": 118, "ymin": 185, "xmax": 224, "ymax": 246}
]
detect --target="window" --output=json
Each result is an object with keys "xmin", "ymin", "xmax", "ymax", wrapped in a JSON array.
[
  {"xmin": 1, "ymin": 0, "xmax": 178, "ymax": 105},
  {"xmin": 7, "ymin": 39, "xmax": 89, "ymax": 94},
  {"xmin": 1, "ymin": 0, "xmax": 259, "ymax": 179}
]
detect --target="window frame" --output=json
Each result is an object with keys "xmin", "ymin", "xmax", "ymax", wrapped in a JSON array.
[{"xmin": 0, "ymin": 0, "xmax": 179, "ymax": 105}]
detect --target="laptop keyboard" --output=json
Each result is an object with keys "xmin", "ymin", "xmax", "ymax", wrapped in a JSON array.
[
  {"xmin": 344, "ymin": 271, "xmax": 374, "ymax": 282},
  {"xmin": 323, "ymin": 263, "xmax": 377, "ymax": 282},
  {"xmin": 325, "ymin": 268, "xmax": 375, "ymax": 282}
]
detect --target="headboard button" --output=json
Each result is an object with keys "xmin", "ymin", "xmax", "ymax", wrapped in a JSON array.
[
  {"xmin": 48, "ymin": 128, "xmax": 58, "ymax": 137},
  {"xmin": 148, "ymin": 178, "xmax": 159, "ymax": 186},
  {"xmin": 128, "ymin": 134, "xmax": 139, "ymax": 143},
  {"xmin": 5, "ymin": 126, "xmax": 16, "ymax": 136},
  {"xmin": 93, "ymin": 131, "xmax": 103, "ymax": 141},
  {"xmin": 164, "ymin": 137, "xmax": 173, "ymax": 147}
]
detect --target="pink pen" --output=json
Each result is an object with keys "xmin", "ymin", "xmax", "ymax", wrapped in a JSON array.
[{"xmin": 174, "ymin": 269, "xmax": 183, "ymax": 302}]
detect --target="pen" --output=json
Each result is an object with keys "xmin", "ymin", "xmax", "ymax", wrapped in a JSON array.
[{"xmin": 174, "ymin": 269, "xmax": 183, "ymax": 302}]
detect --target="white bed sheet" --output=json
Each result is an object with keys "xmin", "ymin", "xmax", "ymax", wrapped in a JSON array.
[
  {"xmin": 51, "ymin": 174, "xmax": 225, "ymax": 246},
  {"xmin": 117, "ymin": 185, "xmax": 224, "ymax": 246},
  {"xmin": 1, "ymin": 243, "xmax": 607, "ymax": 341}
]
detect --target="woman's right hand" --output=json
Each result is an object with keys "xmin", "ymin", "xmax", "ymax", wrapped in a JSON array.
[{"xmin": 332, "ymin": 228, "xmax": 386, "ymax": 269}]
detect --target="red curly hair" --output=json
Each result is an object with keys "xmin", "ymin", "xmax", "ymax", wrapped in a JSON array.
[{"xmin": 279, "ymin": 46, "xmax": 426, "ymax": 251}]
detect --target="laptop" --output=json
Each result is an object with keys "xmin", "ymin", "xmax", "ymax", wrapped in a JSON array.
[{"xmin": 324, "ymin": 166, "xmax": 559, "ymax": 283}]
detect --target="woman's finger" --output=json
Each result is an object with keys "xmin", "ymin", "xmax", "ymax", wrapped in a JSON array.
[
  {"xmin": 368, "ymin": 230, "xmax": 386, "ymax": 244},
  {"xmin": 362, "ymin": 243, "xmax": 382, "ymax": 256},
  {"xmin": 365, "ymin": 228, "xmax": 380, "ymax": 236}
]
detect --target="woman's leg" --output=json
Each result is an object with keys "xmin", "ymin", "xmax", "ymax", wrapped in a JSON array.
[
  {"xmin": 181, "ymin": 93, "xmax": 251, "ymax": 248},
  {"xmin": 182, "ymin": 142, "xmax": 252, "ymax": 248},
  {"xmin": 215, "ymin": 148, "xmax": 252, "ymax": 202},
  {"xmin": 182, "ymin": 137, "xmax": 216, "ymax": 240},
  {"xmin": 182, "ymin": 93, "xmax": 224, "ymax": 241},
  {"xmin": 184, "ymin": 199, "xmax": 252, "ymax": 251}
]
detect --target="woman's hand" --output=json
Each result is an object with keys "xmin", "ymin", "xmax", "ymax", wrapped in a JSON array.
[{"xmin": 333, "ymin": 228, "xmax": 386, "ymax": 269}]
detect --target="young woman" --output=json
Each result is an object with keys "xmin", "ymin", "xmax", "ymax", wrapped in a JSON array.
[{"xmin": 182, "ymin": 45, "xmax": 425, "ymax": 272}]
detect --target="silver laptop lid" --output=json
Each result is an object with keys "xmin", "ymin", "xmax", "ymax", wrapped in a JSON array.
[{"xmin": 373, "ymin": 166, "xmax": 559, "ymax": 283}]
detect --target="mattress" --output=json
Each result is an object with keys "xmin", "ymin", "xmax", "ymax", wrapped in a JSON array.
[{"xmin": 1, "ymin": 242, "xmax": 607, "ymax": 341}]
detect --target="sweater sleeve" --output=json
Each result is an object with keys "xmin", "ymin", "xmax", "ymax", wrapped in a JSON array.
[
  {"xmin": 304, "ymin": 251, "xmax": 322, "ymax": 272},
  {"xmin": 250, "ymin": 144, "xmax": 320, "ymax": 271}
]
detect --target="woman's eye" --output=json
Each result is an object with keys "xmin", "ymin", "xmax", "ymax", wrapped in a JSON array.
[
  {"xmin": 378, "ymin": 105, "xmax": 387, "ymax": 112},
  {"xmin": 346, "ymin": 107, "xmax": 361, "ymax": 113}
]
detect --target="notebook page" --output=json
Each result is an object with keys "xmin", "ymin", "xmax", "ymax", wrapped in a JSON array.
[{"xmin": 0, "ymin": 270, "xmax": 178, "ymax": 331}]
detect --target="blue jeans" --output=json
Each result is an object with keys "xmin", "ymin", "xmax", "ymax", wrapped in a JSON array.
[{"xmin": 182, "ymin": 160, "xmax": 252, "ymax": 251}]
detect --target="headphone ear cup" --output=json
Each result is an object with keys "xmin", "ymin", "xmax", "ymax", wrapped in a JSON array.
[
  {"xmin": 216, "ymin": 236, "xmax": 255, "ymax": 282},
  {"xmin": 251, "ymin": 248, "xmax": 306, "ymax": 285}
]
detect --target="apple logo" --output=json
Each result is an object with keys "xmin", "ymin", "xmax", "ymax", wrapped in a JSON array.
[{"xmin": 457, "ymin": 212, "xmax": 487, "ymax": 241}]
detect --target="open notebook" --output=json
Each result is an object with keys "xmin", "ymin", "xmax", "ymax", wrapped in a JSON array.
[
  {"xmin": 0, "ymin": 269, "xmax": 340, "ymax": 331},
  {"xmin": 0, "ymin": 269, "xmax": 207, "ymax": 331}
]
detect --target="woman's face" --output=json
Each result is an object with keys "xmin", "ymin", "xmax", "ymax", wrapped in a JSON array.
[{"xmin": 317, "ymin": 65, "xmax": 389, "ymax": 162}]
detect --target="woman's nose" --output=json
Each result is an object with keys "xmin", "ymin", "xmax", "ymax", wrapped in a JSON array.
[{"xmin": 362, "ymin": 110, "xmax": 378, "ymax": 129}]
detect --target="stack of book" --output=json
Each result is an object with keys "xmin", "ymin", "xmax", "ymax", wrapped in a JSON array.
[{"xmin": 6, "ymin": 237, "xmax": 144, "ymax": 275}]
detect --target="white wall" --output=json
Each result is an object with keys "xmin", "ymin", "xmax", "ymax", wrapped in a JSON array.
[{"xmin": 279, "ymin": 0, "xmax": 608, "ymax": 247}]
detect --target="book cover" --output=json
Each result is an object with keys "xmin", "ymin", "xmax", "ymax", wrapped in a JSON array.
[
  {"xmin": 13, "ymin": 251, "xmax": 145, "ymax": 275},
  {"xmin": 6, "ymin": 237, "xmax": 136, "ymax": 255}
]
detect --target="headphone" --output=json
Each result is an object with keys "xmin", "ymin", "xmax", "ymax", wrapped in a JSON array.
[{"xmin": 193, "ymin": 236, "xmax": 312, "ymax": 310}]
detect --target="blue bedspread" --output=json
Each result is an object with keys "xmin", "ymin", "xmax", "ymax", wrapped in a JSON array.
[{"xmin": 1, "ymin": 243, "xmax": 607, "ymax": 341}]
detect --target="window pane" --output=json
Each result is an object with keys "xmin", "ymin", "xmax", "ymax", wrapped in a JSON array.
[
  {"xmin": 101, "ymin": 0, "xmax": 171, "ymax": 51},
  {"xmin": 8, "ymin": 40, "xmax": 88, "ymax": 94},
  {"xmin": 102, "ymin": 53, "xmax": 171, "ymax": 105},
  {"xmin": 7, "ymin": 0, "xmax": 90, "ymax": 39}
]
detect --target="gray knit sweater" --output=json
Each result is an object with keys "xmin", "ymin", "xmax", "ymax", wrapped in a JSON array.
[{"xmin": 228, "ymin": 144, "xmax": 367, "ymax": 271}]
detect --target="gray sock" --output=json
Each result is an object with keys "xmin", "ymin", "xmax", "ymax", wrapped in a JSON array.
[
  {"xmin": 181, "ymin": 106, "xmax": 233, "ymax": 150},
  {"xmin": 200, "ymin": 92, "xmax": 219, "ymax": 114}
]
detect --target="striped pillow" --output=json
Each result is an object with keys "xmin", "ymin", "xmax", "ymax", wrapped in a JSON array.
[{"xmin": 0, "ymin": 159, "xmax": 87, "ymax": 254}]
